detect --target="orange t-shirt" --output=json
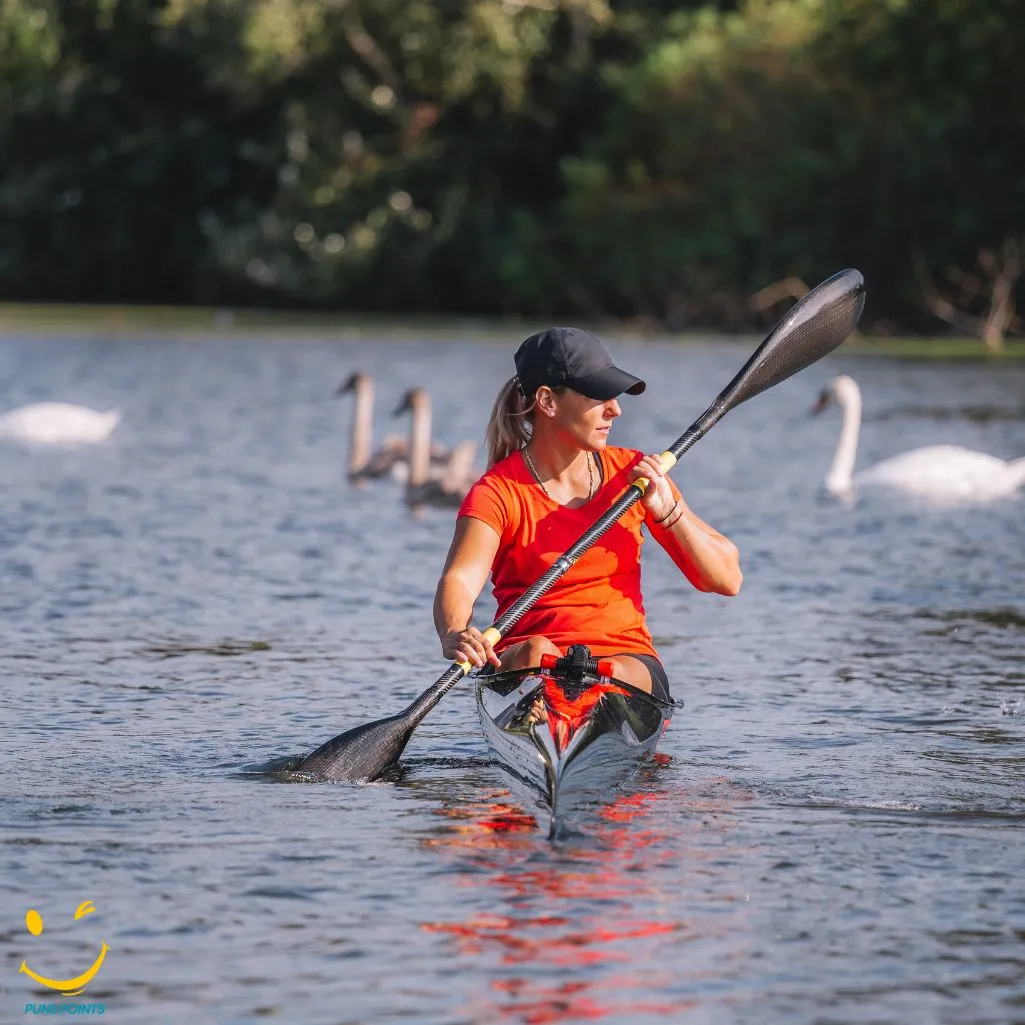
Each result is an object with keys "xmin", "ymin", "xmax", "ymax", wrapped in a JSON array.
[{"xmin": 457, "ymin": 446, "xmax": 683, "ymax": 658}]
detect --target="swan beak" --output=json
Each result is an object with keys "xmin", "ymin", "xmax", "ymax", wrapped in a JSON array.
[
  {"xmin": 810, "ymin": 389, "xmax": 832, "ymax": 416},
  {"xmin": 336, "ymin": 375, "xmax": 358, "ymax": 395},
  {"xmin": 392, "ymin": 393, "xmax": 413, "ymax": 417}
]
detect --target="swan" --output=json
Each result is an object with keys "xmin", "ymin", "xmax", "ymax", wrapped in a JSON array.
[
  {"xmin": 813, "ymin": 375, "xmax": 1025, "ymax": 502},
  {"xmin": 338, "ymin": 372, "xmax": 455, "ymax": 483},
  {"xmin": 0, "ymin": 403, "xmax": 121, "ymax": 444},
  {"xmin": 393, "ymin": 388, "xmax": 478, "ymax": 507},
  {"xmin": 338, "ymin": 372, "xmax": 409, "ymax": 482}
]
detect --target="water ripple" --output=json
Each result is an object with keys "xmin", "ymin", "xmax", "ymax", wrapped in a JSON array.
[{"xmin": 1, "ymin": 336, "xmax": 1023, "ymax": 1023}]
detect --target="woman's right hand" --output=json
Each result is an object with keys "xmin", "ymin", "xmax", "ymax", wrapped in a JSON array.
[{"xmin": 442, "ymin": 627, "xmax": 502, "ymax": 669}]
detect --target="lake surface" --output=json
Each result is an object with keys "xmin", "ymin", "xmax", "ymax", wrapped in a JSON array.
[{"xmin": 1, "ymin": 330, "xmax": 1023, "ymax": 1025}]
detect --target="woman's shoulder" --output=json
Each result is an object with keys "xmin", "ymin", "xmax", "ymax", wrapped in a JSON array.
[
  {"xmin": 459, "ymin": 450, "xmax": 526, "ymax": 525},
  {"xmin": 471, "ymin": 450, "xmax": 527, "ymax": 490}
]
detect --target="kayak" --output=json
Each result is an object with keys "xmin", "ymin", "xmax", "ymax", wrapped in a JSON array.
[{"xmin": 474, "ymin": 645, "xmax": 674, "ymax": 835}]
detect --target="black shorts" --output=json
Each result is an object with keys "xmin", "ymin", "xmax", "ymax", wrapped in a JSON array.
[{"xmin": 616, "ymin": 653, "xmax": 672, "ymax": 704}]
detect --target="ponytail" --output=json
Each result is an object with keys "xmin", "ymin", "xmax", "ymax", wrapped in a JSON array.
[{"xmin": 485, "ymin": 376, "xmax": 534, "ymax": 467}]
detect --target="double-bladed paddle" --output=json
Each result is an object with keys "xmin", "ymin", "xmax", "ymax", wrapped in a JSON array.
[{"xmin": 296, "ymin": 268, "xmax": 866, "ymax": 782}]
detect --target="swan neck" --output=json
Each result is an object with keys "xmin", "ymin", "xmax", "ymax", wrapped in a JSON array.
[
  {"xmin": 1008, "ymin": 457, "xmax": 1025, "ymax": 491},
  {"xmin": 407, "ymin": 396, "xmax": 432, "ymax": 487},
  {"xmin": 828, "ymin": 387, "xmax": 861, "ymax": 495},
  {"xmin": 349, "ymin": 379, "xmax": 374, "ymax": 474}
]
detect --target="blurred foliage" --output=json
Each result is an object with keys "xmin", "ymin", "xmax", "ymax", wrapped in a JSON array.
[{"xmin": 0, "ymin": 0, "xmax": 1021, "ymax": 334}]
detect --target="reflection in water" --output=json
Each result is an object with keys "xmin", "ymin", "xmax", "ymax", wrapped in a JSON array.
[
  {"xmin": 137, "ymin": 638, "xmax": 274, "ymax": 659},
  {"xmin": 420, "ymin": 763, "xmax": 751, "ymax": 1023},
  {"xmin": 872, "ymin": 405, "xmax": 1025, "ymax": 424},
  {"xmin": 915, "ymin": 606, "xmax": 1025, "ymax": 631}
]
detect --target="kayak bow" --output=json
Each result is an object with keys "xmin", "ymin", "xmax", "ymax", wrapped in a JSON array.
[{"xmin": 474, "ymin": 645, "xmax": 674, "ymax": 835}]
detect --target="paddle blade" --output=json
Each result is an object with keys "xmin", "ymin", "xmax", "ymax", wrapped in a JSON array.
[
  {"xmin": 717, "ymin": 269, "xmax": 865, "ymax": 413},
  {"xmin": 292, "ymin": 713, "xmax": 414, "ymax": 782},
  {"xmin": 291, "ymin": 663, "xmax": 467, "ymax": 783}
]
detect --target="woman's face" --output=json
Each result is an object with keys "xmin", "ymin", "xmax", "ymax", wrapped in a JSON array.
[{"xmin": 537, "ymin": 387, "xmax": 621, "ymax": 450}]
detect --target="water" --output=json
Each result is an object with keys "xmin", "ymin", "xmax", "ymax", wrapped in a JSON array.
[{"xmin": 1, "ymin": 332, "xmax": 1023, "ymax": 1025}]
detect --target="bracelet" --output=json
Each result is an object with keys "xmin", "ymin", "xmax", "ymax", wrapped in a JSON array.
[
  {"xmin": 661, "ymin": 508, "xmax": 685, "ymax": 531},
  {"xmin": 653, "ymin": 501, "xmax": 679, "ymax": 525}
]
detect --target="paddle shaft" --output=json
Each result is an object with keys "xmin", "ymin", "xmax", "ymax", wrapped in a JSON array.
[
  {"xmin": 406, "ymin": 263, "xmax": 867, "ymax": 722},
  {"xmin": 302, "ymin": 268, "xmax": 865, "ymax": 780},
  {"xmin": 400, "ymin": 406, "xmax": 725, "ymax": 727},
  {"xmin": 491, "ymin": 412, "xmax": 721, "ymax": 627}
]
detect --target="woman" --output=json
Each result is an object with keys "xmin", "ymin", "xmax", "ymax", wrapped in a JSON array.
[{"xmin": 433, "ymin": 327, "xmax": 742, "ymax": 700}]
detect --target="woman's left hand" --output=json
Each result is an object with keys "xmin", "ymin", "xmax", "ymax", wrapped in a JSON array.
[{"xmin": 630, "ymin": 454, "xmax": 675, "ymax": 519}]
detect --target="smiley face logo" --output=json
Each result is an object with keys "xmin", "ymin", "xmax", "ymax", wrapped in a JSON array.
[{"xmin": 19, "ymin": 901, "xmax": 110, "ymax": 996}]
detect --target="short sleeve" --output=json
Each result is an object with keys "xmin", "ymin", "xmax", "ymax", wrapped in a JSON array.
[{"xmin": 458, "ymin": 474, "xmax": 510, "ymax": 539}]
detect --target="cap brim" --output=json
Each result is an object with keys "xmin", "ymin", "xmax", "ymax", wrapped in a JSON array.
[{"xmin": 569, "ymin": 365, "xmax": 646, "ymax": 401}]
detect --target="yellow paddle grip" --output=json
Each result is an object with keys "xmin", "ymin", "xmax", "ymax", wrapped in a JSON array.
[
  {"xmin": 633, "ymin": 450, "xmax": 677, "ymax": 494},
  {"xmin": 457, "ymin": 626, "xmax": 503, "ymax": 673}
]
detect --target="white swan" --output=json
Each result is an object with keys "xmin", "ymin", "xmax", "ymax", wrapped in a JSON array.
[
  {"xmin": 393, "ymin": 388, "xmax": 478, "ymax": 507},
  {"xmin": 0, "ymin": 403, "xmax": 121, "ymax": 444},
  {"xmin": 813, "ymin": 375, "xmax": 1025, "ymax": 502}
]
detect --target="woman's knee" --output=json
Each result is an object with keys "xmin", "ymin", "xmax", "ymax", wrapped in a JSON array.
[
  {"xmin": 608, "ymin": 656, "xmax": 653, "ymax": 693},
  {"xmin": 501, "ymin": 635, "xmax": 561, "ymax": 669}
]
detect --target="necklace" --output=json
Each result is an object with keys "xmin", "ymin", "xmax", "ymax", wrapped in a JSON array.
[{"xmin": 522, "ymin": 445, "xmax": 595, "ymax": 504}]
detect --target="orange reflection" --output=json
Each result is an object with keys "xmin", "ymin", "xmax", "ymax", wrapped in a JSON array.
[
  {"xmin": 420, "ymin": 766, "xmax": 750, "ymax": 1022},
  {"xmin": 541, "ymin": 678, "xmax": 631, "ymax": 754}
]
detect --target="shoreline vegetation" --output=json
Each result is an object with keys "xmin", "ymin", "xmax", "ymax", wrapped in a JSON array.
[
  {"xmin": 1, "ymin": 302, "xmax": 1022, "ymax": 360},
  {"xmin": 2, "ymin": 2, "xmax": 1020, "ymax": 343}
]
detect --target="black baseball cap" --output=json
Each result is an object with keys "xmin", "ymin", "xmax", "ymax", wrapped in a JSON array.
[{"xmin": 514, "ymin": 327, "xmax": 646, "ymax": 402}]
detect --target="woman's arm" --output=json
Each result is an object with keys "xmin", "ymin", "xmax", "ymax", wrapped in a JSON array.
[
  {"xmin": 649, "ymin": 496, "xmax": 743, "ymax": 595},
  {"xmin": 630, "ymin": 454, "xmax": 743, "ymax": 596},
  {"xmin": 433, "ymin": 516, "xmax": 503, "ymax": 667}
]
